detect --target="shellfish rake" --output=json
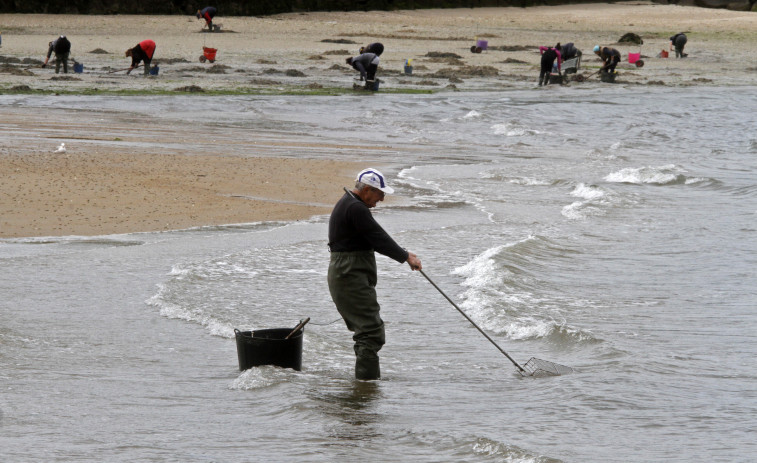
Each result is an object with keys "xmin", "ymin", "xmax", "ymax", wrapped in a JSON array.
[{"xmin": 419, "ymin": 269, "xmax": 573, "ymax": 377}]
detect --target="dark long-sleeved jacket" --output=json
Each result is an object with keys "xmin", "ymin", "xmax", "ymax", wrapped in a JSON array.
[
  {"xmin": 328, "ymin": 191, "xmax": 408, "ymax": 264},
  {"xmin": 47, "ymin": 37, "xmax": 71, "ymax": 58}
]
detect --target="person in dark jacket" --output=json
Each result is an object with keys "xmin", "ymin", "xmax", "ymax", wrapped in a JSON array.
[
  {"xmin": 359, "ymin": 42, "xmax": 384, "ymax": 56},
  {"xmin": 594, "ymin": 45, "xmax": 621, "ymax": 74},
  {"xmin": 669, "ymin": 33, "xmax": 687, "ymax": 58},
  {"xmin": 328, "ymin": 168, "xmax": 422, "ymax": 380},
  {"xmin": 42, "ymin": 35, "xmax": 71, "ymax": 74},
  {"xmin": 346, "ymin": 53, "xmax": 380, "ymax": 89},
  {"xmin": 538, "ymin": 44, "xmax": 562, "ymax": 86},
  {"xmin": 197, "ymin": 6, "xmax": 218, "ymax": 32},
  {"xmin": 125, "ymin": 39, "xmax": 156, "ymax": 76},
  {"xmin": 560, "ymin": 42, "xmax": 581, "ymax": 61}
]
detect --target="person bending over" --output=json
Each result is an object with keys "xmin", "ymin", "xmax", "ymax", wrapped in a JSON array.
[
  {"xmin": 125, "ymin": 39, "xmax": 156, "ymax": 76},
  {"xmin": 538, "ymin": 43, "xmax": 562, "ymax": 86},
  {"xmin": 594, "ymin": 45, "xmax": 621, "ymax": 74},
  {"xmin": 197, "ymin": 6, "xmax": 218, "ymax": 32},
  {"xmin": 669, "ymin": 33, "xmax": 687, "ymax": 58},
  {"xmin": 43, "ymin": 35, "xmax": 71, "ymax": 74},
  {"xmin": 346, "ymin": 52, "xmax": 380, "ymax": 89}
]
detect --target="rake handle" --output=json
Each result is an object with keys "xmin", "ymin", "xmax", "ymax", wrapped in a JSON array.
[
  {"xmin": 285, "ymin": 317, "xmax": 310, "ymax": 339},
  {"xmin": 419, "ymin": 269, "xmax": 526, "ymax": 373}
]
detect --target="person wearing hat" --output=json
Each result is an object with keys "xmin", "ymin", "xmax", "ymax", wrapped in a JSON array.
[
  {"xmin": 42, "ymin": 35, "xmax": 71, "ymax": 74},
  {"xmin": 594, "ymin": 45, "xmax": 621, "ymax": 74},
  {"xmin": 327, "ymin": 168, "xmax": 422, "ymax": 380},
  {"xmin": 346, "ymin": 52, "xmax": 380, "ymax": 90},
  {"xmin": 197, "ymin": 6, "xmax": 218, "ymax": 32},
  {"xmin": 669, "ymin": 32, "xmax": 688, "ymax": 58},
  {"xmin": 125, "ymin": 39, "xmax": 156, "ymax": 76}
]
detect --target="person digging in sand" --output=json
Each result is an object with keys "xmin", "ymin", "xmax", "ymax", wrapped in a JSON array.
[{"xmin": 125, "ymin": 39, "xmax": 156, "ymax": 76}]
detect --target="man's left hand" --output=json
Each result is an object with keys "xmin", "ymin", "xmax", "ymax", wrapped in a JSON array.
[{"xmin": 407, "ymin": 252, "xmax": 422, "ymax": 271}]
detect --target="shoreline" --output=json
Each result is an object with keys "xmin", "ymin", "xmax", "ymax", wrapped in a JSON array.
[{"xmin": 2, "ymin": 3, "xmax": 756, "ymax": 238}]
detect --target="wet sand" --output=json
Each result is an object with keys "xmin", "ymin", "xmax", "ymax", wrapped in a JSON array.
[{"xmin": 1, "ymin": 3, "xmax": 756, "ymax": 237}]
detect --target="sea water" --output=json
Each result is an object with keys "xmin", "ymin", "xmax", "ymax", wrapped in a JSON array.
[{"xmin": 1, "ymin": 87, "xmax": 756, "ymax": 462}]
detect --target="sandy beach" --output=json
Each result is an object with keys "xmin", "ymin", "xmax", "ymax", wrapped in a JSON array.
[{"xmin": 2, "ymin": 2, "xmax": 756, "ymax": 237}]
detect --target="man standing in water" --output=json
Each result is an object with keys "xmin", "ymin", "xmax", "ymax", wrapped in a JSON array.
[{"xmin": 328, "ymin": 168, "xmax": 422, "ymax": 380}]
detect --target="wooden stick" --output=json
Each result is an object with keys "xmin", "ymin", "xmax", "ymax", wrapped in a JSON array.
[{"xmin": 285, "ymin": 317, "xmax": 310, "ymax": 339}]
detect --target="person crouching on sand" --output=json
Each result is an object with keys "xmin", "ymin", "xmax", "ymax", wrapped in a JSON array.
[
  {"xmin": 125, "ymin": 40, "xmax": 156, "ymax": 76},
  {"xmin": 594, "ymin": 45, "xmax": 621, "ymax": 74},
  {"xmin": 346, "ymin": 53, "xmax": 380, "ymax": 90}
]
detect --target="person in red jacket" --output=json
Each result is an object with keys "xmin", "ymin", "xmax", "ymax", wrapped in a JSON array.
[
  {"xmin": 197, "ymin": 6, "xmax": 218, "ymax": 32},
  {"xmin": 125, "ymin": 40, "xmax": 156, "ymax": 76}
]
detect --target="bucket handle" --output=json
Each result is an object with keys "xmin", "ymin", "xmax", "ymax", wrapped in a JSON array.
[{"xmin": 285, "ymin": 318, "xmax": 310, "ymax": 339}]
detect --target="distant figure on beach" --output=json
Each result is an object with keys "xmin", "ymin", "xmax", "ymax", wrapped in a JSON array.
[
  {"xmin": 42, "ymin": 35, "xmax": 71, "ymax": 74},
  {"xmin": 594, "ymin": 45, "xmax": 621, "ymax": 74},
  {"xmin": 538, "ymin": 44, "xmax": 562, "ymax": 86},
  {"xmin": 346, "ymin": 52, "xmax": 380, "ymax": 89},
  {"xmin": 197, "ymin": 6, "xmax": 218, "ymax": 32},
  {"xmin": 560, "ymin": 42, "xmax": 581, "ymax": 61},
  {"xmin": 125, "ymin": 39, "xmax": 156, "ymax": 76},
  {"xmin": 359, "ymin": 42, "xmax": 384, "ymax": 56},
  {"xmin": 669, "ymin": 33, "xmax": 688, "ymax": 58}
]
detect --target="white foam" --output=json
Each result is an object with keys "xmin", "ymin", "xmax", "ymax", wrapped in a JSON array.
[
  {"xmin": 605, "ymin": 164, "xmax": 683, "ymax": 185},
  {"xmin": 570, "ymin": 183, "xmax": 606, "ymax": 200},
  {"xmin": 145, "ymin": 284, "xmax": 237, "ymax": 338},
  {"xmin": 492, "ymin": 122, "xmax": 540, "ymax": 137},
  {"xmin": 561, "ymin": 201, "xmax": 587, "ymax": 220},
  {"xmin": 228, "ymin": 367, "xmax": 283, "ymax": 390},
  {"xmin": 463, "ymin": 110, "xmax": 481, "ymax": 119}
]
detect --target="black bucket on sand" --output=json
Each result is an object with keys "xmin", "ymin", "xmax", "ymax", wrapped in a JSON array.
[
  {"xmin": 600, "ymin": 71, "xmax": 617, "ymax": 83},
  {"xmin": 234, "ymin": 327, "xmax": 303, "ymax": 371}
]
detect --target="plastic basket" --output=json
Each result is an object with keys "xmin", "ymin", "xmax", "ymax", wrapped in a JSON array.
[{"xmin": 203, "ymin": 47, "xmax": 217, "ymax": 61}]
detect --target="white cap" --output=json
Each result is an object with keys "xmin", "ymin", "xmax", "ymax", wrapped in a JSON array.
[{"xmin": 356, "ymin": 168, "xmax": 394, "ymax": 194}]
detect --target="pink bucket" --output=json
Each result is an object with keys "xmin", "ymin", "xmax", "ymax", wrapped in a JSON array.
[
  {"xmin": 476, "ymin": 39, "xmax": 488, "ymax": 51},
  {"xmin": 628, "ymin": 52, "xmax": 641, "ymax": 64}
]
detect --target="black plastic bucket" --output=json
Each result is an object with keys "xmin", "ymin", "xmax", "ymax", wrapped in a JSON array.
[{"xmin": 234, "ymin": 328, "xmax": 303, "ymax": 371}]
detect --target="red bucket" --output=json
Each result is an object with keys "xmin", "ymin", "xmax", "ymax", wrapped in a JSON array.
[
  {"xmin": 203, "ymin": 47, "xmax": 217, "ymax": 61},
  {"xmin": 628, "ymin": 52, "xmax": 640, "ymax": 64}
]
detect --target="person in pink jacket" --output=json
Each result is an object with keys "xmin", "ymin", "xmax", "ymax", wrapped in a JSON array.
[{"xmin": 538, "ymin": 44, "xmax": 562, "ymax": 86}]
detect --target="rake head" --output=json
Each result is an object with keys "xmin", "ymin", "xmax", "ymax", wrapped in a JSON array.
[{"xmin": 520, "ymin": 357, "xmax": 574, "ymax": 377}]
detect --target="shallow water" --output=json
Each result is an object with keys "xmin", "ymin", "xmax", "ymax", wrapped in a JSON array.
[{"xmin": 2, "ymin": 87, "xmax": 756, "ymax": 462}]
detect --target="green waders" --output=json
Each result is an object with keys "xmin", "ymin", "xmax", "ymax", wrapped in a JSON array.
[{"xmin": 328, "ymin": 251, "xmax": 385, "ymax": 380}]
